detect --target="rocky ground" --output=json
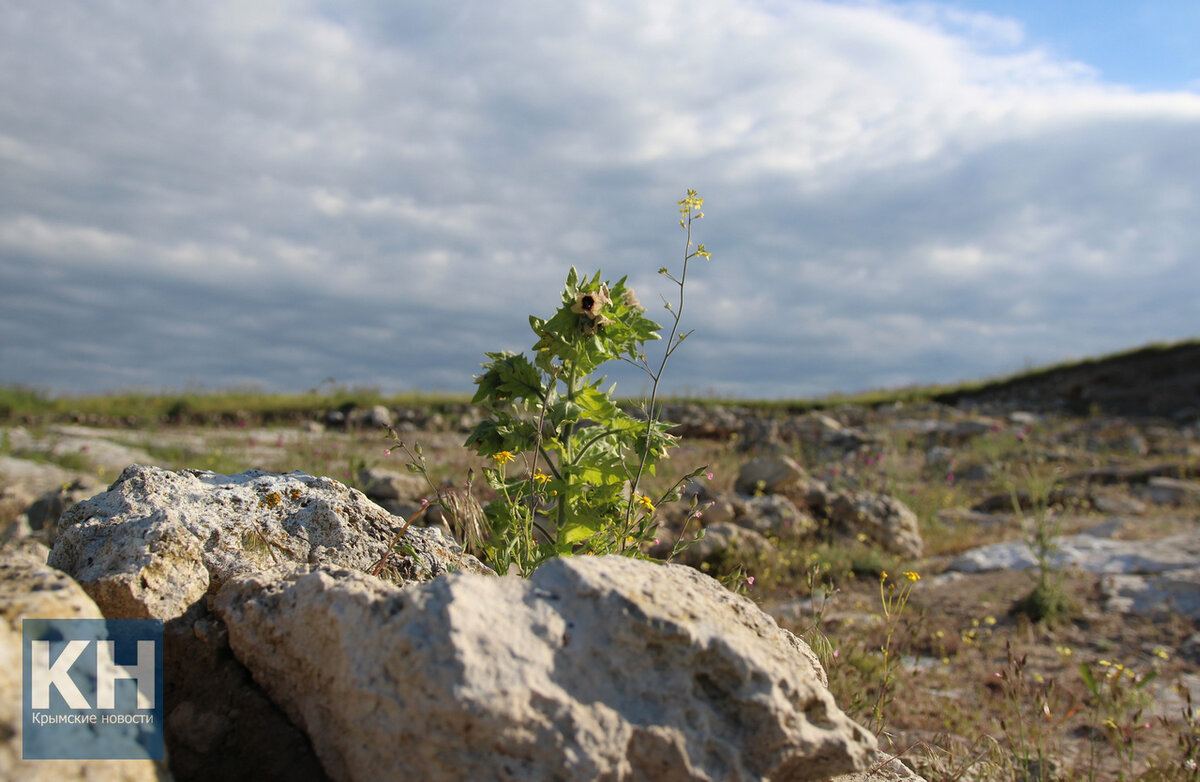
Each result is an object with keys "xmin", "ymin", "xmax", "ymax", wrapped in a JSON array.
[{"xmin": 3, "ymin": 388, "xmax": 1199, "ymax": 779}]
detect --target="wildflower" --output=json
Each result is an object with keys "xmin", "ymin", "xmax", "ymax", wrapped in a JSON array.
[
  {"xmin": 493, "ymin": 451, "xmax": 516, "ymax": 466},
  {"xmin": 983, "ymin": 615, "xmax": 996, "ymax": 625},
  {"xmin": 633, "ymin": 494, "xmax": 655, "ymax": 512},
  {"xmin": 571, "ymin": 285, "xmax": 612, "ymax": 320},
  {"xmin": 903, "ymin": 571, "xmax": 920, "ymax": 583},
  {"xmin": 533, "ymin": 470, "xmax": 552, "ymax": 486},
  {"xmin": 1152, "ymin": 647, "xmax": 1170, "ymax": 660},
  {"xmin": 879, "ymin": 571, "xmax": 888, "ymax": 582},
  {"xmin": 747, "ymin": 576, "xmax": 755, "ymax": 586},
  {"xmin": 706, "ymin": 472, "xmax": 714, "ymax": 480},
  {"xmin": 1055, "ymin": 645, "xmax": 1072, "ymax": 657},
  {"xmin": 621, "ymin": 287, "xmax": 644, "ymax": 312}
]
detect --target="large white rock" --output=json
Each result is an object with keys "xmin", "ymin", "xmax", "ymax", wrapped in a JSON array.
[
  {"xmin": 946, "ymin": 532, "xmax": 1200, "ymax": 576},
  {"xmin": 48, "ymin": 465, "xmax": 489, "ymax": 621},
  {"xmin": 216, "ymin": 555, "xmax": 878, "ymax": 782}
]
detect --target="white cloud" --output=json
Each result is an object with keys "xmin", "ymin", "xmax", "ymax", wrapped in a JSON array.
[{"xmin": 0, "ymin": 0, "xmax": 1197, "ymax": 397}]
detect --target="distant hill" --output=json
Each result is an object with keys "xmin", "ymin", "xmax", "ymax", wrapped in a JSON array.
[{"xmin": 933, "ymin": 339, "xmax": 1200, "ymax": 419}]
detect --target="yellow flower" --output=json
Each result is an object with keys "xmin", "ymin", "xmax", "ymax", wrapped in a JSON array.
[
  {"xmin": 903, "ymin": 571, "xmax": 920, "ymax": 583},
  {"xmin": 533, "ymin": 470, "xmax": 552, "ymax": 486},
  {"xmin": 492, "ymin": 451, "xmax": 516, "ymax": 466},
  {"xmin": 633, "ymin": 494, "xmax": 655, "ymax": 512}
]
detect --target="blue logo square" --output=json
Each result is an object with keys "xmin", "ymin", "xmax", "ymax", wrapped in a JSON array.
[{"xmin": 22, "ymin": 618, "xmax": 164, "ymax": 760}]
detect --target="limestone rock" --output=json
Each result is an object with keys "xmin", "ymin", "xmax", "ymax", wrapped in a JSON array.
[
  {"xmin": 216, "ymin": 556, "xmax": 877, "ymax": 782},
  {"xmin": 673, "ymin": 521, "xmax": 777, "ymax": 572},
  {"xmin": 36, "ymin": 426, "xmax": 155, "ymax": 473},
  {"xmin": 0, "ymin": 548, "xmax": 168, "ymax": 782},
  {"xmin": 0, "ymin": 455, "xmax": 52, "ymax": 489},
  {"xmin": 349, "ymin": 405, "xmax": 392, "ymax": 430},
  {"xmin": 827, "ymin": 492, "xmax": 923, "ymax": 559},
  {"xmin": 0, "ymin": 485, "xmax": 35, "ymax": 543},
  {"xmin": 731, "ymin": 494, "xmax": 816, "ymax": 538},
  {"xmin": 1102, "ymin": 567, "xmax": 1200, "ymax": 620},
  {"xmin": 946, "ymin": 532, "xmax": 1200, "ymax": 576},
  {"xmin": 1, "ymin": 544, "xmax": 105, "ymax": 624},
  {"xmin": 355, "ymin": 467, "xmax": 427, "ymax": 502},
  {"xmin": 830, "ymin": 753, "xmax": 929, "ymax": 781},
  {"xmin": 27, "ymin": 476, "xmax": 102, "ymax": 544},
  {"xmin": 44, "ymin": 465, "xmax": 487, "ymax": 782},
  {"xmin": 1138, "ymin": 476, "xmax": 1200, "ymax": 506},
  {"xmin": 1091, "ymin": 493, "xmax": 1147, "ymax": 516},
  {"xmin": 49, "ymin": 464, "xmax": 490, "ymax": 621},
  {"xmin": 735, "ymin": 455, "xmax": 806, "ymax": 496}
]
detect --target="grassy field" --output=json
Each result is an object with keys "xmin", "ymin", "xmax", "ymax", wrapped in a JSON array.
[{"xmin": 4, "ymin": 338, "xmax": 1195, "ymax": 426}]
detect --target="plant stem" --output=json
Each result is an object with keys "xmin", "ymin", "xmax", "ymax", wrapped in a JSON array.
[
  {"xmin": 624, "ymin": 210, "xmax": 697, "ymax": 535},
  {"xmin": 558, "ymin": 366, "xmax": 578, "ymax": 536}
]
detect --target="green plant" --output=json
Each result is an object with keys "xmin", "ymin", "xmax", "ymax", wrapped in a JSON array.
[
  {"xmin": 1079, "ymin": 658, "xmax": 1158, "ymax": 779},
  {"xmin": 453, "ymin": 191, "xmax": 711, "ymax": 575},
  {"xmin": 993, "ymin": 640, "xmax": 1078, "ymax": 781},
  {"xmin": 1006, "ymin": 459, "xmax": 1073, "ymax": 624},
  {"xmin": 869, "ymin": 569, "xmax": 921, "ymax": 735}
]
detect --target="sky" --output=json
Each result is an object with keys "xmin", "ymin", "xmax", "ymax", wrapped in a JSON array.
[{"xmin": 1, "ymin": 1, "xmax": 1198, "ymax": 400}]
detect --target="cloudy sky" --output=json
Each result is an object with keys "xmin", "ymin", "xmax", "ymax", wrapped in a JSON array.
[{"xmin": 2, "ymin": 1, "xmax": 1198, "ymax": 399}]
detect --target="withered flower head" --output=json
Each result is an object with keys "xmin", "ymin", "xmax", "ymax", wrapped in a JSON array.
[{"xmin": 581, "ymin": 313, "xmax": 615, "ymax": 337}]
